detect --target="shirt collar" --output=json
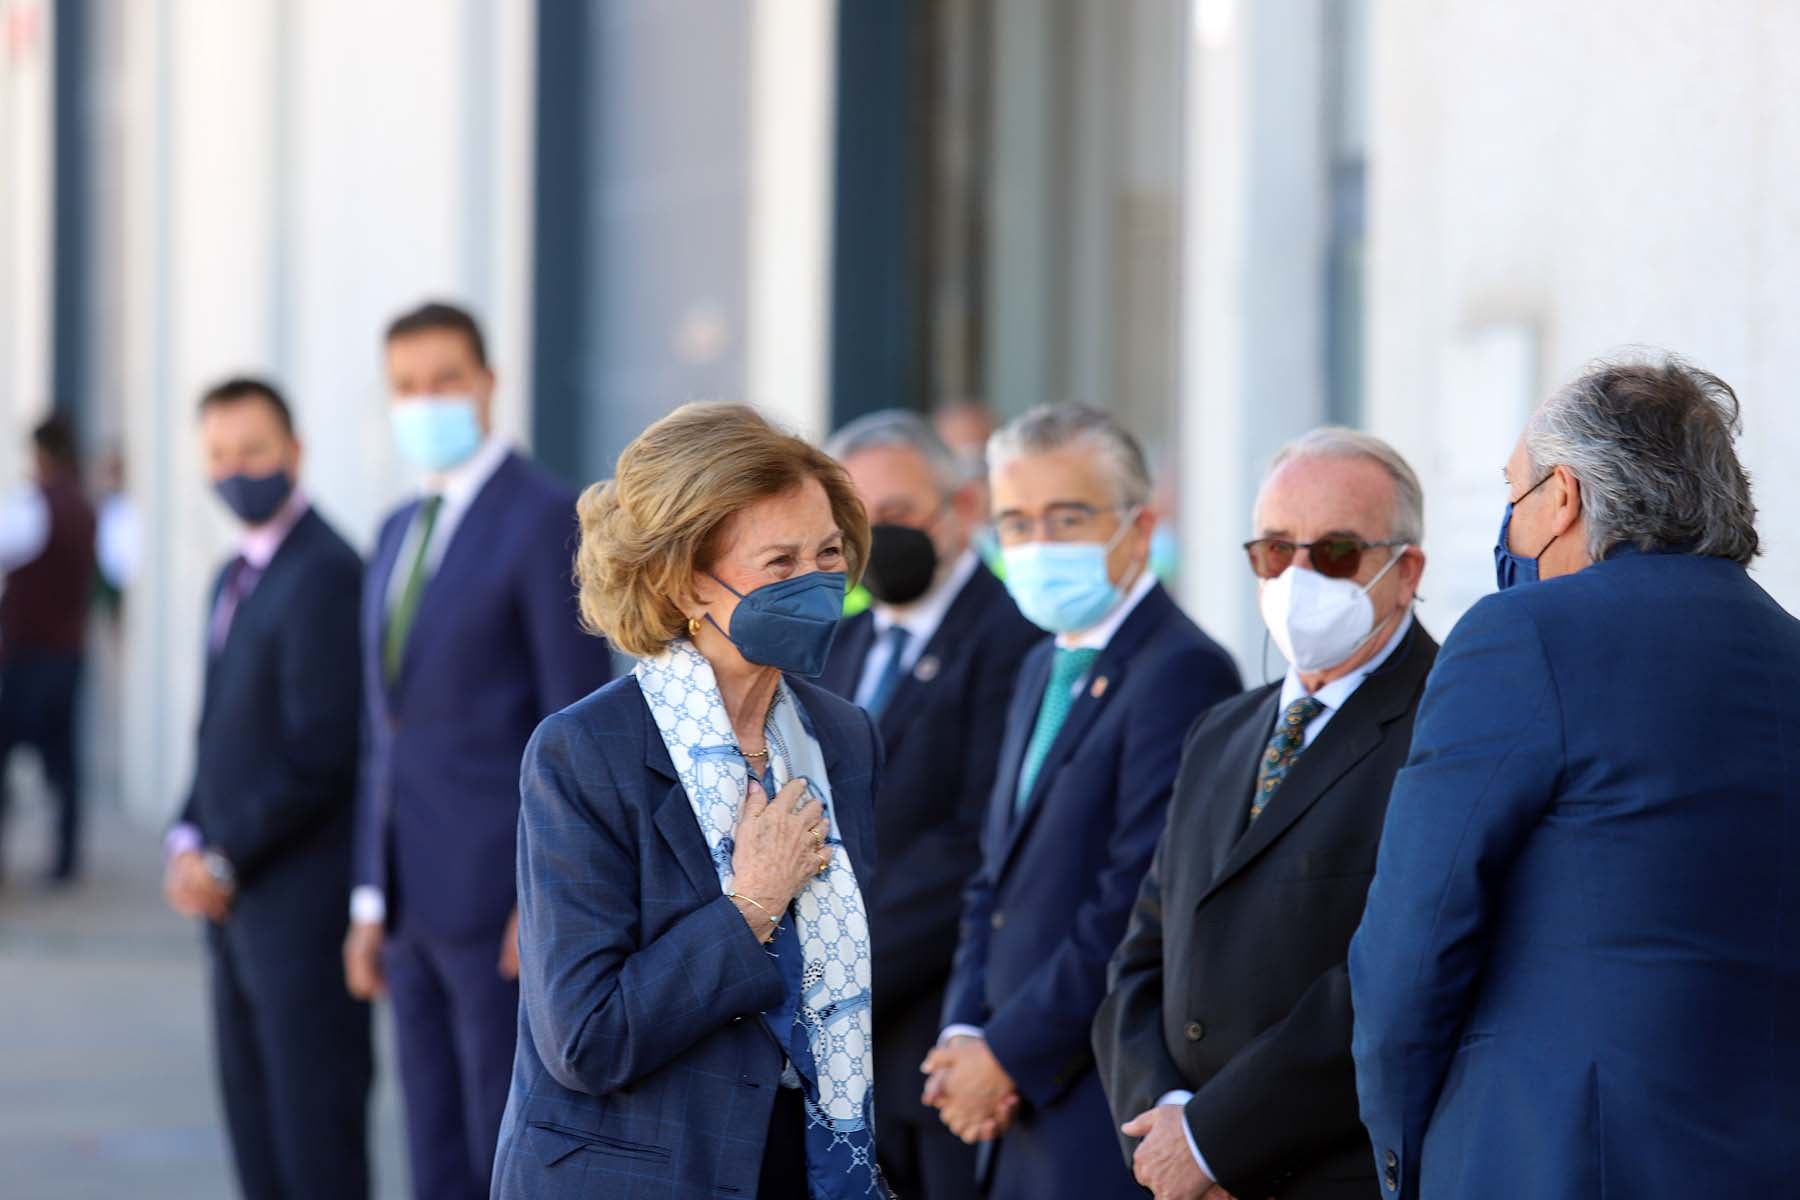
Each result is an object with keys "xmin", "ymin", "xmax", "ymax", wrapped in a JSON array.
[
  {"xmin": 237, "ymin": 487, "xmax": 309, "ymax": 570},
  {"xmin": 425, "ymin": 434, "xmax": 511, "ymax": 507},
  {"xmin": 1279, "ymin": 610, "xmax": 1415, "ymax": 716},
  {"xmin": 872, "ymin": 548, "xmax": 981, "ymax": 644},
  {"xmin": 1057, "ymin": 565, "xmax": 1158, "ymax": 652}
]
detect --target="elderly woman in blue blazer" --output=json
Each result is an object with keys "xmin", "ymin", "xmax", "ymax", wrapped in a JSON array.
[{"xmin": 491, "ymin": 404, "xmax": 885, "ymax": 1199}]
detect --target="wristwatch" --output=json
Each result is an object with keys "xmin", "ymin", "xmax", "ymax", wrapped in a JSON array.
[{"xmin": 201, "ymin": 849, "xmax": 238, "ymax": 891}]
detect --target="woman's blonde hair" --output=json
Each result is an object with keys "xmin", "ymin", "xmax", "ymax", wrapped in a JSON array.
[{"xmin": 575, "ymin": 403, "xmax": 870, "ymax": 658}]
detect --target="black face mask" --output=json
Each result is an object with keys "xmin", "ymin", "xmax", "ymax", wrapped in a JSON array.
[{"xmin": 863, "ymin": 524, "xmax": 939, "ymax": 606}]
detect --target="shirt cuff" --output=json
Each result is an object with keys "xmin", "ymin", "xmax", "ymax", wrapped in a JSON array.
[
  {"xmin": 1155, "ymin": 1092, "xmax": 1213, "ymax": 1180},
  {"xmin": 350, "ymin": 886, "xmax": 387, "ymax": 926},
  {"xmin": 938, "ymin": 1024, "xmax": 986, "ymax": 1044},
  {"xmin": 164, "ymin": 823, "xmax": 203, "ymax": 861}
]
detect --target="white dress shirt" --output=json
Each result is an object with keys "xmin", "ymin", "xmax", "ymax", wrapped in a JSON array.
[
  {"xmin": 852, "ymin": 549, "xmax": 981, "ymax": 708},
  {"xmin": 1157, "ymin": 609, "xmax": 1416, "ymax": 1179},
  {"xmin": 351, "ymin": 436, "xmax": 512, "ymax": 927},
  {"xmin": 938, "ymin": 566, "xmax": 1159, "ymax": 1048}
]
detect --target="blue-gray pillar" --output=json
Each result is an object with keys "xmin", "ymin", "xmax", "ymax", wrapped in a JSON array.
[{"xmin": 52, "ymin": 0, "xmax": 92, "ymax": 439}]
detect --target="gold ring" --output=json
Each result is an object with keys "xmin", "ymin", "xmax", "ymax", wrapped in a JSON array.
[
  {"xmin": 816, "ymin": 854, "xmax": 829, "ymax": 875},
  {"xmin": 812, "ymin": 829, "xmax": 825, "ymax": 849}
]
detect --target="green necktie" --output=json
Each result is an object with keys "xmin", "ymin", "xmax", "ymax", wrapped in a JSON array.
[
  {"xmin": 1015, "ymin": 647, "xmax": 1100, "ymax": 815},
  {"xmin": 384, "ymin": 495, "xmax": 443, "ymax": 684},
  {"xmin": 1250, "ymin": 696, "xmax": 1325, "ymax": 822}
]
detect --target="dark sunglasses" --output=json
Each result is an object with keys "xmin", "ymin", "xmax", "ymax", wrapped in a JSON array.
[{"xmin": 1242, "ymin": 537, "xmax": 1407, "ymax": 580}]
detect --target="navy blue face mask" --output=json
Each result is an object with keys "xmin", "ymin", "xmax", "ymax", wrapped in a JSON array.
[
  {"xmin": 1493, "ymin": 473, "xmax": 1559, "ymax": 591},
  {"xmin": 215, "ymin": 470, "xmax": 293, "ymax": 526},
  {"xmin": 705, "ymin": 570, "xmax": 847, "ymax": 677}
]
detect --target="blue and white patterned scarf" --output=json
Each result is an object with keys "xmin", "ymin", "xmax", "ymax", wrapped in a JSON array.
[{"xmin": 635, "ymin": 639, "xmax": 883, "ymax": 1198}]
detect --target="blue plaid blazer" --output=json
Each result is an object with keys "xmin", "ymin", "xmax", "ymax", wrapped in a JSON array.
[{"xmin": 491, "ymin": 673, "xmax": 881, "ymax": 1199}]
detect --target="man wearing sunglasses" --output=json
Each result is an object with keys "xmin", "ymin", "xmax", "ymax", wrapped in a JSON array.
[
  {"xmin": 1096, "ymin": 427, "xmax": 1438, "ymax": 1200},
  {"xmin": 1350, "ymin": 357, "xmax": 1800, "ymax": 1200},
  {"xmin": 926, "ymin": 406, "xmax": 1241, "ymax": 1200}
]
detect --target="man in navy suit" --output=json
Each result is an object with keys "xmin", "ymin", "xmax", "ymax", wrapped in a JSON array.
[
  {"xmin": 926, "ymin": 407, "xmax": 1242, "ymax": 1199},
  {"xmin": 1350, "ymin": 355, "xmax": 1800, "ymax": 1199},
  {"xmin": 164, "ymin": 377, "xmax": 371, "ymax": 1198},
  {"xmin": 819, "ymin": 410, "xmax": 1044, "ymax": 1199},
  {"xmin": 341, "ymin": 302, "xmax": 611, "ymax": 1200}
]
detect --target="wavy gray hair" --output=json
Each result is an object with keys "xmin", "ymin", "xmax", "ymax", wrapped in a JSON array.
[
  {"xmin": 825, "ymin": 409, "xmax": 963, "ymax": 494},
  {"xmin": 1525, "ymin": 355, "xmax": 1759, "ymax": 565},
  {"xmin": 1264, "ymin": 426, "xmax": 1425, "ymax": 545},
  {"xmin": 986, "ymin": 405, "xmax": 1152, "ymax": 508}
]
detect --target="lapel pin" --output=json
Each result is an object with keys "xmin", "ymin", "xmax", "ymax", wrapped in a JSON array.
[
  {"xmin": 914, "ymin": 655, "xmax": 941, "ymax": 683},
  {"xmin": 1090, "ymin": 676, "xmax": 1110, "ymax": 699}
]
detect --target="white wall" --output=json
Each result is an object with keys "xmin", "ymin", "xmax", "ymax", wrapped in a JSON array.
[
  {"xmin": 111, "ymin": 0, "xmax": 536, "ymax": 825},
  {"xmin": 1366, "ymin": 0, "xmax": 1800, "ymax": 636},
  {"xmin": 0, "ymin": 0, "xmax": 53, "ymax": 470}
]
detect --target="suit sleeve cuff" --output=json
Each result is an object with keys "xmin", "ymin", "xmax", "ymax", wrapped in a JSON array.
[
  {"xmin": 350, "ymin": 886, "xmax": 387, "ymax": 925},
  {"xmin": 938, "ymin": 1024, "xmax": 986, "ymax": 1044},
  {"xmin": 1154, "ymin": 1092, "xmax": 1213, "ymax": 1178}
]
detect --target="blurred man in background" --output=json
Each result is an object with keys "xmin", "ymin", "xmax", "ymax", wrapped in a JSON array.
[
  {"xmin": 344, "ymin": 301, "xmax": 611, "ymax": 1200},
  {"xmin": 934, "ymin": 401, "xmax": 1002, "ymax": 573},
  {"xmin": 0, "ymin": 413, "xmax": 96, "ymax": 887},
  {"xmin": 165, "ymin": 377, "xmax": 371, "ymax": 1199},
  {"xmin": 820, "ymin": 411, "xmax": 1043, "ymax": 1199},
  {"xmin": 1095, "ymin": 429, "xmax": 1435, "ymax": 1200},
  {"xmin": 926, "ymin": 407, "xmax": 1241, "ymax": 1199},
  {"xmin": 1351, "ymin": 357, "xmax": 1800, "ymax": 1199}
]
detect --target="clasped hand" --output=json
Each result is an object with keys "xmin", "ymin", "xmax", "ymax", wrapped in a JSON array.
[{"xmin": 919, "ymin": 1036, "xmax": 1020, "ymax": 1144}]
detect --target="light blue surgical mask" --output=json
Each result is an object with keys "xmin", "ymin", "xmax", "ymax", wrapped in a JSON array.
[
  {"xmin": 1001, "ymin": 509, "xmax": 1142, "ymax": 634},
  {"xmin": 391, "ymin": 396, "xmax": 483, "ymax": 473}
]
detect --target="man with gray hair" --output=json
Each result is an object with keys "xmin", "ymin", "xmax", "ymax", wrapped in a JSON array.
[
  {"xmin": 1350, "ymin": 355, "xmax": 1800, "ymax": 1199},
  {"xmin": 1094, "ymin": 426, "xmax": 1438, "ymax": 1200},
  {"xmin": 924, "ymin": 406, "xmax": 1241, "ymax": 1199},
  {"xmin": 819, "ymin": 410, "xmax": 1043, "ymax": 1200}
]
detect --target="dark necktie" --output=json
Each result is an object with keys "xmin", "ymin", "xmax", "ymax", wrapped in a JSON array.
[
  {"xmin": 209, "ymin": 557, "xmax": 260, "ymax": 655},
  {"xmin": 863, "ymin": 624, "xmax": 913, "ymax": 718},
  {"xmin": 1251, "ymin": 696, "xmax": 1325, "ymax": 822},
  {"xmin": 1015, "ymin": 647, "xmax": 1100, "ymax": 815},
  {"xmin": 384, "ymin": 495, "xmax": 443, "ymax": 684}
]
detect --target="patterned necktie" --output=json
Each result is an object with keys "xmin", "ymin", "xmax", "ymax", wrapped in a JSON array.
[
  {"xmin": 1251, "ymin": 696, "xmax": 1325, "ymax": 822},
  {"xmin": 209, "ymin": 556, "xmax": 261, "ymax": 655},
  {"xmin": 1015, "ymin": 647, "xmax": 1101, "ymax": 815},
  {"xmin": 384, "ymin": 495, "xmax": 443, "ymax": 684},
  {"xmin": 863, "ymin": 624, "xmax": 914, "ymax": 718}
]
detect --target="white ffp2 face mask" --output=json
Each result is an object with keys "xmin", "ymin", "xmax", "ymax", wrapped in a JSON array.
[{"xmin": 1258, "ymin": 550, "xmax": 1403, "ymax": 672}]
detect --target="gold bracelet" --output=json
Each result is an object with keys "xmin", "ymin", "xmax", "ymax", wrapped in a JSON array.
[{"xmin": 726, "ymin": 892, "xmax": 777, "ymax": 925}]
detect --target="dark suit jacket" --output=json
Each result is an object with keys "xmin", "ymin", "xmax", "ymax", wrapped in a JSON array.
[
  {"xmin": 182, "ymin": 508, "xmax": 362, "ymax": 945},
  {"xmin": 1095, "ymin": 619, "xmax": 1438, "ymax": 1200},
  {"xmin": 491, "ymin": 674, "xmax": 882, "ymax": 1199},
  {"xmin": 1351, "ymin": 551, "xmax": 1800, "ymax": 1200},
  {"xmin": 941, "ymin": 583, "xmax": 1240, "ymax": 1190},
  {"xmin": 355, "ymin": 451, "xmax": 611, "ymax": 942},
  {"xmin": 818, "ymin": 564, "xmax": 1045, "ymax": 1125}
]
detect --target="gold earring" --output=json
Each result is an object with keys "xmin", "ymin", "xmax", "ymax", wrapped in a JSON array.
[{"xmin": 688, "ymin": 616, "xmax": 702, "ymax": 638}]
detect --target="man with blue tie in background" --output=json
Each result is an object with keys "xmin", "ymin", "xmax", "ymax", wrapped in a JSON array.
[
  {"xmin": 819, "ymin": 410, "xmax": 1044, "ymax": 1200},
  {"xmin": 165, "ymin": 378, "xmax": 372, "ymax": 1198},
  {"xmin": 341, "ymin": 302, "xmax": 611, "ymax": 1200},
  {"xmin": 925, "ymin": 406, "xmax": 1241, "ymax": 1199},
  {"xmin": 1350, "ymin": 355, "xmax": 1800, "ymax": 1199}
]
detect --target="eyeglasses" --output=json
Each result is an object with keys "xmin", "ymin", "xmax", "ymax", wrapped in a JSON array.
[
  {"xmin": 1242, "ymin": 537, "xmax": 1407, "ymax": 580},
  {"xmin": 993, "ymin": 503, "xmax": 1128, "ymax": 547}
]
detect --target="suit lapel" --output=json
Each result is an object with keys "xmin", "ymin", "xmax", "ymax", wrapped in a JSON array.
[
  {"xmin": 821, "ymin": 613, "xmax": 874, "ymax": 702},
  {"xmin": 1197, "ymin": 623, "xmax": 1437, "ymax": 906},
  {"xmin": 985, "ymin": 644, "xmax": 1049, "ymax": 867},
  {"xmin": 366, "ymin": 505, "xmax": 412, "ymax": 717},
  {"xmin": 642, "ymin": 709, "xmax": 730, "ymax": 901},
  {"xmin": 393, "ymin": 454, "xmax": 520, "ymax": 695},
  {"xmin": 789, "ymin": 680, "xmax": 874, "ymax": 884},
  {"xmin": 1204, "ymin": 687, "xmax": 1282, "ymax": 883},
  {"xmin": 876, "ymin": 569, "xmax": 990, "ymax": 753}
]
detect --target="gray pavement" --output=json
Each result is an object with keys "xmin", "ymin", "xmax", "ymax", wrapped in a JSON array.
[{"xmin": 0, "ymin": 783, "xmax": 410, "ymax": 1199}]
